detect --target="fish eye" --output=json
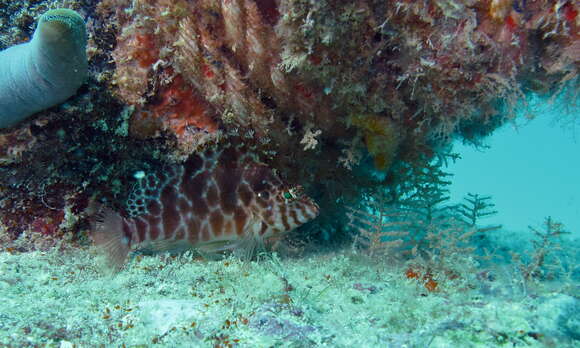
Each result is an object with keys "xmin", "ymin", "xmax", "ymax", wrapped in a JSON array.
[
  {"xmin": 258, "ymin": 191, "xmax": 270, "ymax": 200},
  {"xmin": 285, "ymin": 186, "xmax": 304, "ymax": 201}
]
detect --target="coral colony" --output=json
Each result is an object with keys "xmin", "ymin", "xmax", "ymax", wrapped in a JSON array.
[{"xmin": 0, "ymin": 2, "xmax": 577, "ymax": 264}]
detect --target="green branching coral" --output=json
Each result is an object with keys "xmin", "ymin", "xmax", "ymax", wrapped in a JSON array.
[{"xmin": 0, "ymin": 8, "xmax": 87, "ymax": 128}]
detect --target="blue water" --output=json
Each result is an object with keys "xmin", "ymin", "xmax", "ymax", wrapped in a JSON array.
[{"xmin": 449, "ymin": 92, "xmax": 580, "ymax": 240}]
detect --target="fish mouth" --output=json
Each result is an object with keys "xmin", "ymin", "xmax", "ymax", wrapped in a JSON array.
[
  {"xmin": 310, "ymin": 202, "xmax": 320, "ymax": 217},
  {"xmin": 301, "ymin": 199, "xmax": 320, "ymax": 221}
]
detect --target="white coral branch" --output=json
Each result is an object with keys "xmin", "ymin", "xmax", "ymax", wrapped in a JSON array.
[{"xmin": 300, "ymin": 124, "xmax": 322, "ymax": 151}]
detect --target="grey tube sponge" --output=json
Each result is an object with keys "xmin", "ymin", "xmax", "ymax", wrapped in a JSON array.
[{"xmin": 0, "ymin": 9, "xmax": 87, "ymax": 128}]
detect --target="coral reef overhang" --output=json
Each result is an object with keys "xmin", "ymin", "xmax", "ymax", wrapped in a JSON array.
[{"xmin": 0, "ymin": 0, "xmax": 578, "ymax": 249}]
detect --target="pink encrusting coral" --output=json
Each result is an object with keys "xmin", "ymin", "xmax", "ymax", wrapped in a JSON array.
[
  {"xmin": 105, "ymin": 0, "xmax": 336, "ymax": 152},
  {"xmin": 92, "ymin": 141, "xmax": 320, "ymax": 268}
]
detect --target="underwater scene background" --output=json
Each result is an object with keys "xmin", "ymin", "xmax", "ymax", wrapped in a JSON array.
[{"xmin": 0, "ymin": 0, "xmax": 578, "ymax": 347}]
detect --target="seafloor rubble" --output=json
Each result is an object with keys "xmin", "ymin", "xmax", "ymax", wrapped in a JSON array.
[
  {"xmin": 0, "ymin": 0, "xmax": 578, "ymax": 250},
  {"xmin": 1, "ymin": 248, "xmax": 578, "ymax": 347}
]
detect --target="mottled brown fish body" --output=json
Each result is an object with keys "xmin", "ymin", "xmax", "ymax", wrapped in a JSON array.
[{"xmin": 93, "ymin": 145, "xmax": 319, "ymax": 268}]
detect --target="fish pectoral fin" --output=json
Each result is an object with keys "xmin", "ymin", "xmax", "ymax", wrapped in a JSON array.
[
  {"xmin": 195, "ymin": 235, "xmax": 264, "ymax": 261},
  {"xmin": 138, "ymin": 239, "xmax": 193, "ymax": 255},
  {"xmin": 196, "ymin": 240, "xmax": 237, "ymax": 254},
  {"xmin": 234, "ymin": 234, "xmax": 265, "ymax": 261}
]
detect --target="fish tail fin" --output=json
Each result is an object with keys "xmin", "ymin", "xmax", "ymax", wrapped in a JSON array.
[{"xmin": 91, "ymin": 207, "xmax": 130, "ymax": 270}]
